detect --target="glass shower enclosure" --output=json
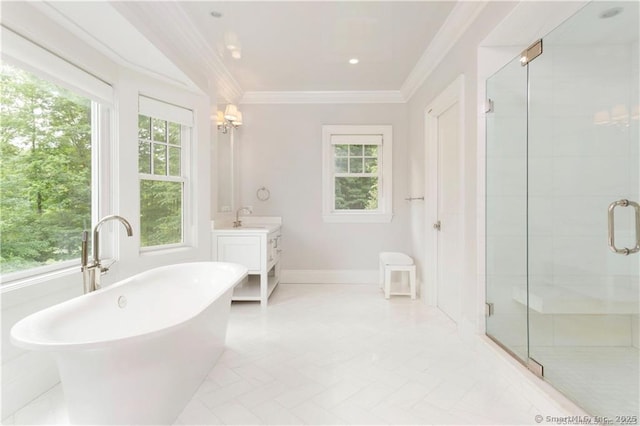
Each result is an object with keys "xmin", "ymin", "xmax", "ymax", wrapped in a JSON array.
[{"xmin": 486, "ymin": 1, "xmax": 639, "ymax": 418}]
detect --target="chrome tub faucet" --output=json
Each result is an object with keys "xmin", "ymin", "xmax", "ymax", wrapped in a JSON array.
[{"xmin": 81, "ymin": 215, "xmax": 133, "ymax": 293}]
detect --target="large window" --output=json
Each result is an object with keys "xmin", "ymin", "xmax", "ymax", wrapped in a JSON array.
[
  {"xmin": 0, "ymin": 28, "xmax": 111, "ymax": 284},
  {"xmin": 334, "ymin": 143, "xmax": 380, "ymax": 210},
  {"xmin": 0, "ymin": 62, "xmax": 98, "ymax": 277},
  {"xmin": 322, "ymin": 125, "xmax": 393, "ymax": 223},
  {"xmin": 138, "ymin": 96, "xmax": 192, "ymax": 249}
]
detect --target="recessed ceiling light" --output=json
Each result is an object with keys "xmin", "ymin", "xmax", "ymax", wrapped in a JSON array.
[
  {"xmin": 210, "ymin": 11, "xmax": 223, "ymax": 18},
  {"xmin": 599, "ymin": 7, "xmax": 623, "ymax": 19},
  {"xmin": 349, "ymin": 58, "xmax": 359, "ymax": 65}
]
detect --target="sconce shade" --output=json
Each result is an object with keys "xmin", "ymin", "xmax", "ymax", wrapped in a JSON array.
[
  {"xmin": 224, "ymin": 104, "xmax": 239, "ymax": 121},
  {"xmin": 216, "ymin": 111, "xmax": 225, "ymax": 126},
  {"xmin": 216, "ymin": 104, "xmax": 243, "ymax": 132},
  {"xmin": 234, "ymin": 111, "xmax": 243, "ymax": 126}
]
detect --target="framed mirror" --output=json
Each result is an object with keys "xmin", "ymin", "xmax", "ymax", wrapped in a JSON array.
[{"xmin": 216, "ymin": 127, "xmax": 234, "ymax": 213}]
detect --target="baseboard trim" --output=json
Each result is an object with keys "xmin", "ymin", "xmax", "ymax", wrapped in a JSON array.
[{"xmin": 280, "ymin": 269, "xmax": 378, "ymax": 285}]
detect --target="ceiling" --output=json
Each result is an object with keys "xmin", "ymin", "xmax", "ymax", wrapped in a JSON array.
[
  {"xmin": 543, "ymin": 1, "xmax": 639, "ymax": 46},
  {"xmin": 30, "ymin": 1, "xmax": 485, "ymax": 103},
  {"xmin": 24, "ymin": 1, "xmax": 638, "ymax": 105},
  {"xmin": 178, "ymin": 1, "xmax": 455, "ymax": 92}
]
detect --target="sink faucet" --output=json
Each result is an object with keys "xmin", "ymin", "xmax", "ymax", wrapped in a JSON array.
[
  {"xmin": 81, "ymin": 215, "xmax": 133, "ymax": 293},
  {"xmin": 233, "ymin": 207, "xmax": 252, "ymax": 228}
]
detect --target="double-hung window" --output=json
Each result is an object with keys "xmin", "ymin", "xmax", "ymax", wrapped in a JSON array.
[
  {"xmin": 322, "ymin": 125, "xmax": 393, "ymax": 223},
  {"xmin": 0, "ymin": 28, "xmax": 111, "ymax": 282},
  {"xmin": 137, "ymin": 96, "xmax": 192, "ymax": 249}
]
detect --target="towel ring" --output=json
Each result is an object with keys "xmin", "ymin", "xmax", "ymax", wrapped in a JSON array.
[{"xmin": 256, "ymin": 186, "xmax": 270, "ymax": 201}]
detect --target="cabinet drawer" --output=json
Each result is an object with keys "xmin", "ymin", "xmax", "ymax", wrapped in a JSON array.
[{"xmin": 216, "ymin": 236, "xmax": 261, "ymax": 270}]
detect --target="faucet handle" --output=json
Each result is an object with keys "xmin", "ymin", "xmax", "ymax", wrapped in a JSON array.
[{"xmin": 100, "ymin": 259, "xmax": 116, "ymax": 274}]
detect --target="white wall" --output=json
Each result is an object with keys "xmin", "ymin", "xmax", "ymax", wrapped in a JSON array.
[
  {"xmin": 0, "ymin": 3, "xmax": 212, "ymax": 419},
  {"xmin": 406, "ymin": 2, "xmax": 517, "ymax": 331},
  {"xmin": 233, "ymin": 103, "xmax": 410, "ymax": 280}
]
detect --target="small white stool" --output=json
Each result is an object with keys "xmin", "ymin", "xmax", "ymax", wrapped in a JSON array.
[{"xmin": 379, "ymin": 252, "xmax": 416, "ymax": 299}]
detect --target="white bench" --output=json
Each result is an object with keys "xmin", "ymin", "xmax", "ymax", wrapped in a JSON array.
[{"xmin": 379, "ymin": 252, "xmax": 416, "ymax": 299}]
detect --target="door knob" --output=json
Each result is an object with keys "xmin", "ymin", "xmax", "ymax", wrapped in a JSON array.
[{"xmin": 433, "ymin": 220, "xmax": 441, "ymax": 231}]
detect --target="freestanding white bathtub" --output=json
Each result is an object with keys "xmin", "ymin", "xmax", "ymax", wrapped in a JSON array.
[{"xmin": 11, "ymin": 261, "xmax": 247, "ymax": 425}]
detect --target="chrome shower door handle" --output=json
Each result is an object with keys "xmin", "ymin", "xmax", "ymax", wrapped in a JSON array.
[{"xmin": 608, "ymin": 199, "xmax": 640, "ymax": 255}]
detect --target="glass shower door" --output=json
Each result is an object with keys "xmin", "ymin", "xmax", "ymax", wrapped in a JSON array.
[
  {"xmin": 485, "ymin": 56, "xmax": 528, "ymax": 361},
  {"xmin": 527, "ymin": 1, "xmax": 639, "ymax": 418}
]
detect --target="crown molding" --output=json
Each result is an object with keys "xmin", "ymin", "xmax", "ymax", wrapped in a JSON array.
[
  {"xmin": 400, "ymin": 1, "xmax": 488, "ymax": 101},
  {"xmin": 240, "ymin": 90, "xmax": 406, "ymax": 104}
]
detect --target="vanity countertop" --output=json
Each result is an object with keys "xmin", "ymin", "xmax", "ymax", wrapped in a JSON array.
[
  {"xmin": 211, "ymin": 216, "xmax": 282, "ymax": 234},
  {"xmin": 212, "ymin": 223, "xmax": 281, "ymax": 234}
]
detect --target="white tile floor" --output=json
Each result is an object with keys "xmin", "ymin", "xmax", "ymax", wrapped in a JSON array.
[
  {"xmin": 5, "ymin": 284, "xmax": 587, "ymax": 425},
  {"xmin": 532, "ymin": 346, "xmax": 639, "ymax": 417}
]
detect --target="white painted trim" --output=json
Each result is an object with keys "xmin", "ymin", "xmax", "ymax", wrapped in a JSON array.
[
  {"xmin": 401, "ymin": 2, "xmax": 487, "ymax": 101},
  {"xmin": 0, "ymin": 264, "xmax": 78, "ymax": 291},
  {"xmin": 240, "ymin": 90, "xmax": 405, "ymax": 105},
  {"xmin": 139, "ymin": 95, "xmax": 193, "ymax": 126},
  {"xmin": 424, "ymin": 75, "xmax": 465, "ymax": 315},
  {"xmin": 0, "ymin": 26, "xmax": 113, "ymax": 104},
  {"xmin": 281, "ymin": 269, "xmax": 378, "ymax": 285}
]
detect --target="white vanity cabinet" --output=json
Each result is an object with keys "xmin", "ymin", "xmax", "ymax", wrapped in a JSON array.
[{"xmin": 212, "ymin": 224, "xmax": 281, "ymax": 307}]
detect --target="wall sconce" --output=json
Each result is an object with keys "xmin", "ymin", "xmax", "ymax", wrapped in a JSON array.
[{"xmin": 217, "ymin": 104, "xmax": 243, "ymax": 134}]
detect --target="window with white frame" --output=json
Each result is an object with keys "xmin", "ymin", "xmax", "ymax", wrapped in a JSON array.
[
  {"xmin": 0, "ymin": 28, "xmax": 111, "ymax": 282},
  {"xmin": 322, "ymin": 125, "xmax": 393, "ymax": 223},
  {"xmin": 138, "ymin": 96, "xmax": 192, "ymax": 248}
]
